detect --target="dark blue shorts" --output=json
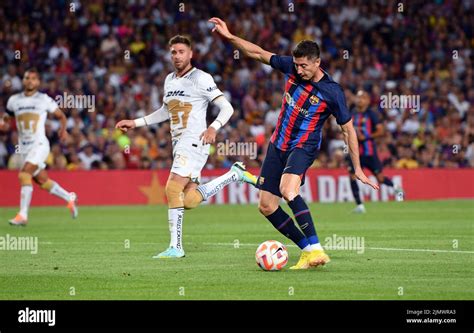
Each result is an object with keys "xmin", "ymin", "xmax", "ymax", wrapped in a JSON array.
[
  {"xmin": 258, "ymin": 142, "xmax": 318, "ymax": 197},
  {"xmin": 347, "ymin": 154, "xmax": 383, "ymax": 175}
]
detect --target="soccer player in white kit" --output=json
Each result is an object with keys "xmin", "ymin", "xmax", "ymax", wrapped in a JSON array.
[
  {"xmin": 1, "ymin": 68, "xmax": 78, "ymax": 225},
  {"xmin": 116, "ymin": 35, "xmax": 257, "ymax": 259}
]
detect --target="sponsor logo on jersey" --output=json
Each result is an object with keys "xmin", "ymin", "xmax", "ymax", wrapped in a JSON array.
[
  {"xmin": 284, "ymin": 92, "xmax": 309, "ymax": 117},
  {"xmin": 206, "ymin": 86, "xmax": 217, "ymax": 92},
  {"xmin": 166, "ymin": 90, "xmax": 186, "ymax": 97},
  {"xmin": 18, "ymin": 106, "xmax": 37, "ymax": 111}
]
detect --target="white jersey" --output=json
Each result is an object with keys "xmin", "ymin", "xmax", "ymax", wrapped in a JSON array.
[
  {"xmin": 163, "ymin": 67, "xmax": 223, "ymax": 141},
  {"xmin": 6, "ymin": 92, "xmax": 58, "ymax": 148}
]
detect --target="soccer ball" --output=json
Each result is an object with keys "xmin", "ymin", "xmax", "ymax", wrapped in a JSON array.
[{"xmin": 255, "ymin": 240, "xmax": 289, "ymax": 271}]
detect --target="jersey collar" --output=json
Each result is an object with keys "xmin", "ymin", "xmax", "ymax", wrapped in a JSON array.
[
  {"xmin": 22, "ymin": 91, "xmax": 39, "ymax": 98},
  {"xmin": 175, "ymin": 66, "xmax": 195, "ymax": 78}
]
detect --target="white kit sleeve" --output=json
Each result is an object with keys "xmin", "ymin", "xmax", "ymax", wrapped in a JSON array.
[
  {"xmin": 209, "ymin": 95, "xmax": 234, "ymax": 131},
  {"xmin": 134, "ymin": 104, "xmax": 170, "ymax": 127}
]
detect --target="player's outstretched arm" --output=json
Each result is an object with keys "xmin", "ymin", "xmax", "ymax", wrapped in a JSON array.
[
  {"xmin": 209, "ymin": 17, "xmax": 274, "ymax": 64},
  {"xmin": 116, "ymin": 104, "xmax": 170, "ymax": 132},
  {"xmin": 115, "ymin": 119, "xmax": 136, "ymax": 132},
  {"xmin": 341, "ymin": 120, "xmax": 380, "ymax": 190},
  {"xmin": 53, "ymin": 108, "xmax": 69, "ymax": 141}
]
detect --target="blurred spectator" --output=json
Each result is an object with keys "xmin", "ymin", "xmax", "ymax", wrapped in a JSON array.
[
  {"xmin": 0, "ymin": 0, "xmax": 472, "ymax": 171},
  {"xmin": 1, "ymin": 65, "xmax": 22, "ymax": 92},
  {"xmin": 78, "ymin": 143, "xmax": 102, "ymax": 170}
]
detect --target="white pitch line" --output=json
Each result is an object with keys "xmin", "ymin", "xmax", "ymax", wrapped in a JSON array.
[
  {"xmin": 38, "ymin": 241, "xmax": 474, "ymax": 254},
  {"xmin": 365, "ymin": 247, "xmax": 474, "ymax": 254},
  {"xmin": 40, "ymin": 241, "xmax": 158, "ymax": 245},
  {"xmin": 202, "ymin": 242, "xmax": 474, "ymax": 254}
]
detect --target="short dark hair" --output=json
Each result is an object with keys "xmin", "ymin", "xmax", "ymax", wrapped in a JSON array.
[
  {"xmin": 24, "ymin": 67, "xmax": 41, "ymax": 79},
  {"xmin": 168, "ymin": 35, "xmax": 192, "ymax": 49},
  {"xmin": 292, "ymin": 40, "xmax": 320, "ymax": 60}
]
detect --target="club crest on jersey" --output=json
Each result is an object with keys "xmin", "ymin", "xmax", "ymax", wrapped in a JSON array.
[
  {"xmin": 258, "ymin": 177, "xmax": 265, "ymax": 186},
  {"xmin": 309, "ymin": 95, "xmax": 319, "ymax": 105}
]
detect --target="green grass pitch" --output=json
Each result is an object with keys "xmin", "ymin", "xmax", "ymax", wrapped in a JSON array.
[{"xmin": 0, "ymin": 200, "xmax": 472, "ymax": 300}]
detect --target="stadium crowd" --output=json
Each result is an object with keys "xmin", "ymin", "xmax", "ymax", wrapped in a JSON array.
[{"xmin": 0, "ymin": 0, "xmax": 472, "ymax": 171}]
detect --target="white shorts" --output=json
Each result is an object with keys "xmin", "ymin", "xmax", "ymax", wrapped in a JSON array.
[
  {"xmin": 20, "ymin": 140, "xmax": 50, "ymax": 175},
  {"xmin": 171, "ymin": 137, "xmax": 210, "ymax": 183}
]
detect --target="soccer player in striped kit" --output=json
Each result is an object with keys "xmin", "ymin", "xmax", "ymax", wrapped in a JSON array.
[
  {"xmin": 210, "ymin": 17, "xmax": 379, "ymax": 269},
  {"xmin": 348, "ymin": 90, "xmax": 404, "ymax": 213}
]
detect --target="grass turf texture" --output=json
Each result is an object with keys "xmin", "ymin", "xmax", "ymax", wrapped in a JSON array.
[{"xmin": 0, "ymin": 200, "xmax": 472, "ymax": 300}]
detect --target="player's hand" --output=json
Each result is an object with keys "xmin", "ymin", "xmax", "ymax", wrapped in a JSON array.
[
  {"xmin": 208, "ymin": 17, "xmax": 233, "ymax": 39},
  {"xmin": 355, "ymin": 168, "xmax": 380, "ymax": 190},
  {"xmin": 115, "ymin": 119, "xmax": 135, "ymax": 133},
  {"xmin": 200, "ymin": 126, "xmax": 217, "ymax": 145},
  {"xmin": 357, "ymin": 131, "xmax": 366, "ymax": 141}
]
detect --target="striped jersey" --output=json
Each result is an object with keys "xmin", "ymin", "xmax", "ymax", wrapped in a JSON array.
[
  {"xmin": 352, "ymin": 108, "xmax": 381, "ymax": 156},
  {"xmin": 269, "ymin": 54, "xmax": 351, "ymax": 153}
]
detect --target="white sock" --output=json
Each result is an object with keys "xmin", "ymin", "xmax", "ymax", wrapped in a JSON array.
[
  {"xmin": 197, "ymin": 170, "xmax": 238, "ymax": 200},
  {"xmin": 302, "ymin": 245, "xmax": 312, "ymax": 252},
  {"xmin": 168, "ymin": 208, "xmax": 184, "ymax": 251},
  {"xmin": 50, "ymin": 181, "xmax": 71, "ymax": 202},
  {"xmin": 309, "ymin": 243, "xmax": 323, "ymax": 251},
  {"xmin": 19, "ymin": 185, "xmax": 33, "ymax": 218}
]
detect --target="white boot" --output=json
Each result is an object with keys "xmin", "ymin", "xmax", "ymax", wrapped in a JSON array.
[{"xmin": 352, "ymin": 204, "xmax": 366, "ymax": 214}]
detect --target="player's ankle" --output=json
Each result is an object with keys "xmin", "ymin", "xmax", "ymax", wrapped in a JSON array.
[{"xmin": 309, "ymin": 243, "xmax": 323, "ymax": 251}]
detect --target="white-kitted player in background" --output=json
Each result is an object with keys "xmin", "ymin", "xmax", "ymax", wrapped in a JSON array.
[
  {"xmin": 116, "ymin": 35, "xmax": 257, "ymax": 259},
  {"xmin": 1, "ymin": 68, "xmax": 78, "ymax": 225}
]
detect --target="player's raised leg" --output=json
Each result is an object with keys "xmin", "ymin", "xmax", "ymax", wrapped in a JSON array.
[
  {"xmin": 34, "ymin": 170, "xmax": 78, "ymax": 219},
  {"xmin": 279, "ymin": 173, "xmax": 330, "ymax": 268},
  {"xmin": 153, "ymin": 161, "xmax": 257, "ymax": 257},
  {"xmin": 181, "ymin": 161, "xmax": 257, "ymax": 209},
  {"xmin": 194, "ymin": 162, "xmax": 257, "ymax": 204},
  {"xmin": 9, "ymin": 162, "xmax": 37, "ymax": 226}
]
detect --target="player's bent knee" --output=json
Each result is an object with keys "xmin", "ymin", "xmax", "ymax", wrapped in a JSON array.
[
  {"xmin": 280, "ymin": 186, "xmax": 297, "ymax": 202},
  {"xmin": 183, "ymin": 190, "xmax": 203, "ymax": 210},
  {"xmin": 39, "ymin": 179, "xmax": 54, "ymax": 191},
  {"xmin": 258, "ymin": 201, "xmax": 277, "ymax": 216},
  {"xmin": 18, "ymin": 172, "xmax": 33, "ymax": 186},
  {"xmin": 165, "ymin": 179, "xmax": 185, "ymax": 208}
]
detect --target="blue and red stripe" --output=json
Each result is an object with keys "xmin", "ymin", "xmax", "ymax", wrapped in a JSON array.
[
  {"xmin": 275, "ymin": 87, "xmax": 303, "ymax": 148},
  {"xmin": 271, "ymin": 75, "xmax": 297, "ymax": 144},
  {"xmin": 279, "ymin": 82, "xmax": 314, "ymax": 150},
  {"xmin": 296, "ymin": 101, "xmax": 327, "ymax": 148},
  {"xmin": 365, "ymin": 116, "xmax": 374, "ymax": 155},
  {"xmin": 356, "ymin": 114, "xmax": 365, "ymax": 155}
]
